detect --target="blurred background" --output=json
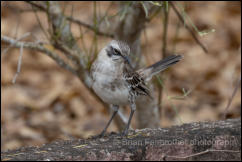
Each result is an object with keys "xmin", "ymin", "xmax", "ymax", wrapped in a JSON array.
[{"xmin": 1, "ymin": 1, "xmax": 241, "ymax": 151}]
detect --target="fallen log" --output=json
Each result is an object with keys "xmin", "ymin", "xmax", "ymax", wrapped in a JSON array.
[{"xmin": 1, "ymin": 118, "xmax": 241, "ymax": 161}]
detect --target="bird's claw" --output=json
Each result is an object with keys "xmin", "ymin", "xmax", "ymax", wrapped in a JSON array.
[
  {"xmin": 92, "ymin": 131, "xmax": 106, "ymax": 139},
  {"xmin": 120, "ymin": 129, "xmax": 129, "ymax": 137}
]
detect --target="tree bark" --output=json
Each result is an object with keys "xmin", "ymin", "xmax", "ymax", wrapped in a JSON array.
[{"xmin": 1, "ymin": 118, "xmax": 240, "ymax": 161}]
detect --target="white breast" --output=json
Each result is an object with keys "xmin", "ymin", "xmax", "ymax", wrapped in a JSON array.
[{"xmin": 91, "ymin": 58, "xmax": 130, "ymax": 105}]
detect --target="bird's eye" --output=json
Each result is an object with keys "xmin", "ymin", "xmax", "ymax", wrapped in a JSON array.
[{"xmin": 113, "ymin": 48, "xmax": 121, "ymax": 55}]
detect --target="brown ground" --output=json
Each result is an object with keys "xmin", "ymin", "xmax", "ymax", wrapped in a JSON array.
[{"xmin": 1, "ymin": 1, "xmax": 241, "ymax": 151}]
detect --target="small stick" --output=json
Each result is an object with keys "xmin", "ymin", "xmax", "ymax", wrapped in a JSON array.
[
  {"xmin": 223, "ymin": 75, "xmax": 241, "ymax": 119},
  {"xmin": 12, "ymin": 43, "xmax": 24, "ymax": 84},
  {"xmin": 2, "ymin": 32, "xmax": 31, "ymax": 56},
  {"xmin": 169, "ymin": 2, "xmax": 208, "ymax": 53}
]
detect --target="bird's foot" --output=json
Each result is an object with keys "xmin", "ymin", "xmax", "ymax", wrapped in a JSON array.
[
  {"xmin": 91, "ymin": 131, "xmax": 106, "ymax": 139},
  {"xmin": 120, "ymin": 129, "xmax": 129, "ymax": 137}
]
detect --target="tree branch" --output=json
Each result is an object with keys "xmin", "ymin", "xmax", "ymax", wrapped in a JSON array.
[
  {"xmin": 25, "ymin": 1, "xmax": 113, "ymax": 38},
  {"xmin": 66, "ymin": 16, "xmax": 114, "ymax": 38},
  {"xmin": 1, "ymin": 35, "xmax": 78, "ymax": 76},
  {"xmin": 223, "ymin": 75, "xmax": 241, "ymax": 119},
  {"xmin": 169, "ymin": 2, "xmax": 208, "ymax": 53}
]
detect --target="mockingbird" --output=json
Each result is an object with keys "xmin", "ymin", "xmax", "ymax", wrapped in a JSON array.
[{"xmin": 91, "ymin": 40, "xmax": 182, "ymax": 136}]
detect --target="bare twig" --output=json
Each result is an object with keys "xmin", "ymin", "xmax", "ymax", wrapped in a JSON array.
[
  {"xmin": 12, "ymin": 43, "xmax": 24, "ymax": 84},
  {"xmin": 97, "ymin": 2, "xmax": 114, "ymax": 26},
  {"xmin": 158, "ymin": 4, "xmax": 170, "ymax": 118},
  {"xmin": 169, "ymin": 1, "xmax": 208, "ymax": 53},
  {"xmin": 223, "ymin": 75, "xmax": 241, "ymax": 119},
  {"xmin": 171, "ymin": 21, "xmax": 181, "ymax": 53},
  {"xmin": 32, "ymin": 5, "xmax": 50, "ymax": 40},
  {"xmin": 66, "ymin": 16, "xmax": 114, "ymax": 38},
  {"xmin": 162, "ymin": 4, "xmax": 169, "ymax": 57},
  {"xmin": 2, "ymin": 32, "xmax": 31, "ymax": 56},
  {"xmin": 1, "ymin": 35, "xmax": 78, "ymax": 76},
  {"xmin": 25, "ymin": 1, "xmax": 114, "ymax": 38},
  {"xmin": 53, "ymin": 41, "xmax": 82, "ymax": 67},
  {"xmin": 25, "ymin": 1, "xmax": 46, "ymax": 11}
]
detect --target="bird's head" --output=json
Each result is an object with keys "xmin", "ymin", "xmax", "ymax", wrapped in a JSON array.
[{"xmin": 99, "ymin": 40, "xmax": 132, "ymax": 66}]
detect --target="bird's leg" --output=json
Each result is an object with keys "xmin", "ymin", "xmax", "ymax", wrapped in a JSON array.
[
  {"xmin": 96, "ymin": 105, "xmax": 119, "ymax": 138},
  {"xmin": 121, "ymin": 95, "xmax": 136, "ymax": 136}
]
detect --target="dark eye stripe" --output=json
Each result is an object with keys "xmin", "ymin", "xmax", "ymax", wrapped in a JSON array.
[{"xmin": 106, "ymin": 49, "xmax": 112, "ymax": 57}]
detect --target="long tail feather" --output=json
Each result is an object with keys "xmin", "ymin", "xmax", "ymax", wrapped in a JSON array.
[{"xmin": 138, "ymin": 55, "xmax": 183, "ymax": 81}]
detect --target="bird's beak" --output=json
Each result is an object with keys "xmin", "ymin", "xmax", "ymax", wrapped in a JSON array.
[{"xmin": 122, "ymin": 55, "xmax": 132, "ymax": 68}]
